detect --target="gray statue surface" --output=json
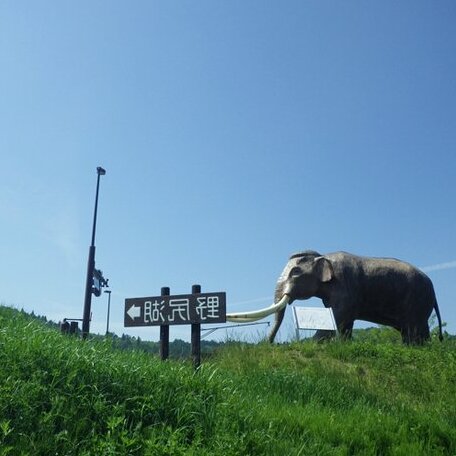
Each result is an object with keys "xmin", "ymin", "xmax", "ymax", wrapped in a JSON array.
[{"xmin": 269, "ymin": 250, "xmax": 443, "ymax": 344}]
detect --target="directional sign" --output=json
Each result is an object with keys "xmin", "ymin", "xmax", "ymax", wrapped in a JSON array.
[{"xmin": 124, "ymin": 292, "xmax": 226, "ymax": 327}]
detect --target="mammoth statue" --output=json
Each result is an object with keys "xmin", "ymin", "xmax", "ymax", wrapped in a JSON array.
[{"xmin": 268, "ymin": 250, "xmax": 443, "ymax": 344}]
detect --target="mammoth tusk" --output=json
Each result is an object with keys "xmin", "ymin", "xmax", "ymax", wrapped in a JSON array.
[{"xmin": 226, "ymin": 294, "xmax": 290, "ymax": 323}]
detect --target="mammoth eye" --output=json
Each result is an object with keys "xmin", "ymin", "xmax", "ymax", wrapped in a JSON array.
[{"xmin": 289, "ymin": 267, "xmax": 302, "ymax": 278}]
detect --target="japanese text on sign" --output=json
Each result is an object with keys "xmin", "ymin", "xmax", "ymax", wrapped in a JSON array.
[{"xmin": 124, "ymin": 292, "xmax": 226, "ymax": 327}]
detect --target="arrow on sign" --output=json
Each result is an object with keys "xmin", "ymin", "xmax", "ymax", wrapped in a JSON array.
[{"xmin": 127, "ymin": 304, "xmax": 141, "ymax": 320}]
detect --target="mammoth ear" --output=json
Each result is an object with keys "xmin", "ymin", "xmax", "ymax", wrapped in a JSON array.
[{"xmin": 314, "ymin": 257, "xmax": 334, "ymax": 283}]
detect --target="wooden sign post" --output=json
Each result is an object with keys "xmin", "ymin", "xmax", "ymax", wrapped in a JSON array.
[{"xmin": 124, "ymin": 287, "xmax": 226, "ymax": 368}]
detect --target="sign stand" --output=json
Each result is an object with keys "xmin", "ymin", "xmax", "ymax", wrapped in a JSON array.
[
  {"xmin": 191, "ymin": 284, "xmax": 201, "ymax": 370},
  {"xmin": 124, "ymin": 286, "xmax": 226, "ymax": 368},
  {"xmin": 159, "ymin": 287, "xmax": 170, "ymax": 361}
]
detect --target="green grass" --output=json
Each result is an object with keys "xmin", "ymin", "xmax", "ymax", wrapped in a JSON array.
[
  {"xmin": 0, "ymin": 306, "xmax": 455, "ymax": 455},
  {"xmin": 214, "ymin": 341, "xmax": 456, "ymax": 455}
]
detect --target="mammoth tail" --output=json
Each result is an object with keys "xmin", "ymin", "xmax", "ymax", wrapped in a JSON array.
[{"xmin": 433, "ymin": 297, "xmax": 444, "ymax": 342}]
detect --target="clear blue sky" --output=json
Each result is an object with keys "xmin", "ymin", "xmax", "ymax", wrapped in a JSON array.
[{"xmin": 1, "ymin": 1, "xmax": 455, "ymax": 342}]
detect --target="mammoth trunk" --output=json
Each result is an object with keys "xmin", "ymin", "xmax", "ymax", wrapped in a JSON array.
[{"xmin": 267, "ymin": 282, "xmax": 289, "ymax": 343}]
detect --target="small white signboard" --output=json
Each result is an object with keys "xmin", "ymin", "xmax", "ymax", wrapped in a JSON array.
[{"xmin": 292, "ymin": 306, "xmax": 337, "ymax": 331}]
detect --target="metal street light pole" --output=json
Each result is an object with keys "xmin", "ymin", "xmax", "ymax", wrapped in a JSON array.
[
  {"xmin": 104, "ymin": 289, "xmax": 112, "ymax": 335},
  {"xmin": 82, "ymin": 166, "xmax": 106, "ymax": 339}
]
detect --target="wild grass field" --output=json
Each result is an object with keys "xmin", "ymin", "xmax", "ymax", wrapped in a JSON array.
[{"xmin": 0, "ymin": 305, "xmax": 455, "ymax": 455}]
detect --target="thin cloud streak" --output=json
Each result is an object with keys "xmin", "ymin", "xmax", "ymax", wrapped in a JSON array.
[
  {"xmin": 232, "ymin": 261, "xmax": 456, "ymax": 308},
  {"xmin": 230, "ymin": 296, "xmax": 273, "ymax": 306},
  {"xmin": 420, "ymin": 261, "xmax": 456, "ymax": 273}
]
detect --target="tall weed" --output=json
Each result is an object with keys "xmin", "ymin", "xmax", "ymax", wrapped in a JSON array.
[{"xmin": 0, "ymin": 306, "xmax": 455, "ymax": 455}]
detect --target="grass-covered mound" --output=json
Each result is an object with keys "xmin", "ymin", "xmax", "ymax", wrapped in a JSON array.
[
  {"xmin": 215, "ymin": 340, "xmax": 456, "ymax": 455},
  {"xmin": 0, "ymin": 305, "xmax": 455, "ymax": 455}
]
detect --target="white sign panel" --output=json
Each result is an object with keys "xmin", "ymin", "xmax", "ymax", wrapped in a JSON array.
[{"xmin": 292, "ymin": 306, "xmax": 337, "ymax": 331}]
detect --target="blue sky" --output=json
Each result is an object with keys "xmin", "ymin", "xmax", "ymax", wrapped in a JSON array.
[{"xmin": 1, "ymin": 1, "xmax": 455, "ymax": 342}]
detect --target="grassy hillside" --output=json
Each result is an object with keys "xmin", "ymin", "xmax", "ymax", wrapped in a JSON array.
[{"xmin": 0, "ymin": 306, "xmax": 455, "ymax": 455}]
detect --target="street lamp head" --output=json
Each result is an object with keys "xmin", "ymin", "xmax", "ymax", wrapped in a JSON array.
[
  {"xmin": 97, "ymin": 167, "xmax": 106, "ymax": 176},
  {"xmin": 104, "ymin": 289, "xmax": 111, "ymax": 294}
]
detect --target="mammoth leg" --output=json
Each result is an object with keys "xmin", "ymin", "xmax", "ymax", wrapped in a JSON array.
[
  {"xmin": 338, "ymin": 320, "xmax": 354, "ymax": 339},
  {"xmin": 313, "ymin": 321, "xmax": 353, "ymax": 342},
  {"xmin": 332, "ymin": 304, "xmax": 354, "ymax": 340},
  {"xmin": 400, "ymin": 327, "xmax": 411, "ymax": 344},
  {"xmin": 268, "ymin": 307, "xmax": 286, "ymax": 343},
  {"xmin": 401, "ymin": 323, "xmax": 430, "ymax": 345},
  {"xmin": 313, "ymin": 329, "xmax": 336, "ymax": 342}
]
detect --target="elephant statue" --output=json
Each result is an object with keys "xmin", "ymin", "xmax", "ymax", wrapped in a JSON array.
[{"xmin": 268, "ymin": 250, "xmax": 443, "ymax": 344}]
